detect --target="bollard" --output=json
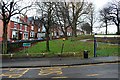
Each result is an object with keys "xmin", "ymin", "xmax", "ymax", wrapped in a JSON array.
[
  {"xmin": 10, "ymin": 54, "xmax": 13, "ymax": 58},
  {"xmin": 83, "ymin": 50, "xmax": 88, "ymax": 59},
  {"xmin": 27, "ymin": 53, "xmax": 29, "ymax": 57}
]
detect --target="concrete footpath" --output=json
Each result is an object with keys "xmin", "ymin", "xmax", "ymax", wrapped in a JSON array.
[{"xmin": 1, "ymin": 56, "xmax": 120, "ymax": 68}]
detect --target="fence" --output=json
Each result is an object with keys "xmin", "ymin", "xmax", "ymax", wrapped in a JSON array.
[
  {"xmin": 7, "ymin": 40, "xmax": 43, "ymax": 53},
  {"xmin": 94, "ymin": 35, "xmax": 120, "ymax": 57},
  {"xmin": 2, "ymin": 35, "xmax": 119, "ymax": 58}
]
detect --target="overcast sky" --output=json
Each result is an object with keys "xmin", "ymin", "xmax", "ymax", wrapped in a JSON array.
[
  {"xmin": 22, "ymin": 0, "xmax": 117, "ymax": 34},
  {"xmin": 1, "ymin": 0, "xmax": 116, "ymax": 33}
]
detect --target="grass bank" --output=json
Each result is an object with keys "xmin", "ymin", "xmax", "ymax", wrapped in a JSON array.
[{"xmin": 3, "ymin": 35, "xmax": 118, "ymax": 58}]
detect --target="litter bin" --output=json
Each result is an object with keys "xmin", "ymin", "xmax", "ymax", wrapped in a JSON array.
[{"xmin": 83, "ymin": 50, "xmax": 88, "ymax": 58}]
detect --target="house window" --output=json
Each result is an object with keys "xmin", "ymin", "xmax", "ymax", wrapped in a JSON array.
[
  {"xmin": 24, "ymin": 32, "xmax": 28, "ymax": 40},
  {"xmin": 38, "ymin": 28, "xmax": 40, "ymax": 32},
  {"xmin": 14, "ymin": 23, "xmax": 17, "ymax": 29},
  {"xmin": 32, "ymin": 21, "xmax": 34, "ymax": 25},
  {"xmin": 31, "ymin": 26, "xmax": 34, "ymax": 30},
  {"xmin": 25, "ymin": 25, "xmax": 27, "ymax": 31},
  {"xmin": 12, "ymin": 31, "xmax": 18, "ymax": 40},
  {"xmin": 37, "ymin": 33, "xmax": 45, "ymax": 38},
  {"xmin": 20, "ymin": 24, "xmax": 22, "ymax": 30},
  {"xmin": 30, "ymin": 31, "xmax": 34, "ymax": 38}
]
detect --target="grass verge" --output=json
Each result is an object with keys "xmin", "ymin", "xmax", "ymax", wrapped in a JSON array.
[{"xmin": 3, "ymin": 35, "xmax": 119, "ymax": 58}]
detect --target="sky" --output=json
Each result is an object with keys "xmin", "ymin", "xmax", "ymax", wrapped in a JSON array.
[
  {"xmin": 89, "ymin": 0, "xmax": 117, "ymax": 34},
  {"xmin": 1, "ymin": 0, "xmax": 116, "ymax": 34},
  {"xmin": 25, "ymin": 0, "xmax": 112, "ymax": 16},
  {"xmin": 92, "ymin": 0, "xmax": 112, "ymax": 10},
  {"xmin": 25, "ymin": 0, "xmax": 117, "ymax": 34}
]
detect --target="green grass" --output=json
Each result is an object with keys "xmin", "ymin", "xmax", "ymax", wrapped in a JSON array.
[
  {"xmin": 96, "ymin": 43, "xmax": 119, "ymax": 56},
  {"xmin": 4, "ymin": 35, "xmax": 118, "ymax": 58},
  {"xmin": 15, "ymin": 39, "xmax": 94, "ymax": 58}
]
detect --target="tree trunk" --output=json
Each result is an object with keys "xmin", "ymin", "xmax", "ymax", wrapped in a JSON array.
[
  {"xmin": 2, "ymin": 22, "xmax": 8, "ymax": 54},
  {"xmin": 72, "ymin": 19, "xmax": 77, "ymax": 37},
  {"xmin": 46, "ymin": 30, "xmax": 50, "ymax": 52},
  {"xmin": 91, "ymin": 26, "xmax": 93, "ymax": 35},
  {"xmin": 64, "ymin": 28, "xmax": 68, "ymax": 40},
  {"xmin": 105, "ymin": 20, "xmax": 108, "ymax": 35},
  {"xmin": 117, "ymin": 24, "xmax": 120, "ymax": 34},
  {"xmin": 72, "ymin": 25, "xmax": 77, "ymax": 37},
  {"xmin": 90, "ymin": 20, "xmax": 93, "ymax": 35}
]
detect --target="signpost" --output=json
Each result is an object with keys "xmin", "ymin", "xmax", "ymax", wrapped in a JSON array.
[
  {"xmin": 23, "ymin": 43, "xmax": 31, "ymax": 47},
  {"xmin": 59, "ymin": 38, "xmax": 66, "ymax": 60},
  {"xmin": 94, "ymin": 36, "xmax": 97, "ymax": 57},
  {"xmin": 23, "ymin": 43, "xmax": 31, "ymax": 56}
]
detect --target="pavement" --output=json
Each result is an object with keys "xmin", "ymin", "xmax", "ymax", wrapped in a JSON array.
[{"xmin": 1, "ymin": 56, "xmax": 119, "ymax": 68}]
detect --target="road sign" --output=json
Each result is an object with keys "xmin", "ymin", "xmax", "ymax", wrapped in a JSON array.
[{"xmin": 23, "ymin": 43, "xmax": 31, "ymax": 47}]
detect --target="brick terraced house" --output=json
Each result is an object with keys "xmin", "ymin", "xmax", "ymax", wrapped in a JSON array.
[
  {"xmin": 0, "ymin": 15, "xmax": 84, "ymax": 42},
  {"xmin": 0, "ymin": 15, "xmax": 34, "ymax": 42}
]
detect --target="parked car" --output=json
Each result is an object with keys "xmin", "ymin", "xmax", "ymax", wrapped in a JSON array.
[{"xmin": 38, "ymin": 37, "xmax": 44, "ymax": 40}]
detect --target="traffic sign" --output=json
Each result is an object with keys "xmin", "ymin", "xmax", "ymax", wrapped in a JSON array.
[{"xmin": 23, "ymin": 43, "xmax": 31, "ymax": 47}]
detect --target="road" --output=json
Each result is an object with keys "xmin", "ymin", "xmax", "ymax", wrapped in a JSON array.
[{"xmin": 0, "ymin": 63, "xmax": 119, "ymax": 79}]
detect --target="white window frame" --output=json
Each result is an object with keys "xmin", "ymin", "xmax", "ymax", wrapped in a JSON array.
[
  {"xmin": 25, "ymin": 25, "xmax": 27, "ymax": 31},
  {"xmin": 24, "ymin": 32, "xmax": 28, "ymax": 40},
  {"xmin": 31, "ymin": 26, "xmax": 34, "ymax": 30},
  {"xmin": 20, "ymin": 24, "xmax": 22, "ymax": 30},
  {"xmin": 38, "ymin": 28, "xmax": 40, "ymax": 32},
  {"xmin": 30, "ymin": 31, "xmax": 34, "ymax": 38},
  {"xmin": 12, "ymin": 31, "xmax": 18, "ymax": 39},
  {"xmin": 14, "ymin": 23, "xmax": 17, "ymax": 29}
]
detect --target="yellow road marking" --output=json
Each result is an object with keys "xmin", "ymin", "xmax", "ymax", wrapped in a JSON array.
[
  {"xmin": 39, "ymin": 67, "xmax": 63, "ymax": 76},
  {"xmin": 0, "ymin": 68, "xmax": 29, "ymax": 78},
  {"xmin": 52, "ymin": 76, "xmax": 68, "ymax": 78},
  {"xmin": 87, "ymin": 74, "xmax": 100, "ymax": 77}
]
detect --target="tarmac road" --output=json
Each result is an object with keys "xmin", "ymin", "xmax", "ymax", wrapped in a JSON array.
[{"xmin": 0, "ymin": 63, "xmax": 119, "ymax": 79}]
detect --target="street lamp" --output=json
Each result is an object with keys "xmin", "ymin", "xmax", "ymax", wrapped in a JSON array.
[{"xmin": 94, "ymin": 33, "xmax": 97, "ymax": 57}]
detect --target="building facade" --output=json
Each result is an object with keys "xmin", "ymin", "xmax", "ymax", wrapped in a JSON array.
[
  {"xmin": 0, "ymin": 15, "xmax": 33, "ymax": 42},
  {"xmin": 0, "ymin": 15, "xmax": 47, "ymax": 42},
  {"xmin": 0, "ymin": 15, "xmax": 84, "ymax": 42}
]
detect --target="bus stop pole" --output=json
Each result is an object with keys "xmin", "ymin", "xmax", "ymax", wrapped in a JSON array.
[{"xmin": 94, "ymin": 35, "xmax": 97, "ymax": 57}]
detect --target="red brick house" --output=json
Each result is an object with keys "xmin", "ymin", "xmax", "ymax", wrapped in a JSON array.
[
  {"xmin": 0, "ymin": 15, "xmax": 83, "ymax": 42},
  {"xmin": 0, "ymin": 15, "xmax": 46, "ymax": 42},
  {"xmin": 0, "ymin": 15, "xmax": 31, "ymax": 42},
  {"xmin": 0, "ymin": 20, "xmax": 3, "ymax": 41}
]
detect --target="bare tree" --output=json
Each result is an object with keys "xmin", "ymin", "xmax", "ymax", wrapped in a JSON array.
[
  {"xmin": 99, "ymin": 8, "xmax": 110, "ymax": 35},
  {"xmin": 85, "ymin": 3, "xmax": 96, "ymax": 35},
  {"xmin": 35, "ymin": 2, "xmax": 55, "ymax": 52},
  {"xmin": 68, "ymin": 0, "xmax": 91, "ymax": 37},
  {"xmin": 53, "ymin": 1, "xmax": 91, "ymax": 39},
  {"xmin": 54, "ymin": 2, "xmax": 70, "ymax": 40},
  {"xmin": 99, "ymin": 0, "xmax": 120, "ymax": 34},
  {"xmin": 81, "ymin": 22, "xmax": 91, "ymax": 34},
  {"xmin": 0, "ymin": 0, "xmax": 32, "ymax": 54},
  {"xmin": 107, "ymin": 1, "xmax": 120, "ymax": 34}
]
